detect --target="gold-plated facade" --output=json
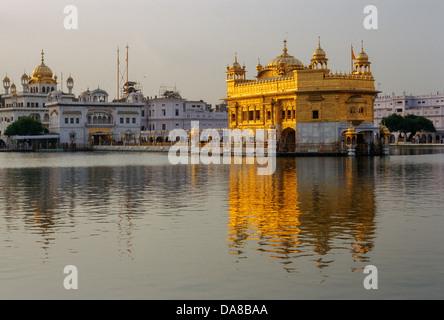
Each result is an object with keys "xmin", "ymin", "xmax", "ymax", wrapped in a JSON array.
[{"xmin": 225, "ymin": 39, "xmax": 380, "ymax": 154}]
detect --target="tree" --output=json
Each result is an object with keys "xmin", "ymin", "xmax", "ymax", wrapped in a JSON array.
[
  {"xmin": 382, "ymin": 114, "xmax": 436, "ymax": 141},
  {"xmin": 381, "ymin": 113, "xmax": 404, "ymax": 132},
  {"xmin": 4, "ymin": 116, "xmax": 45, "ymax": 136}
]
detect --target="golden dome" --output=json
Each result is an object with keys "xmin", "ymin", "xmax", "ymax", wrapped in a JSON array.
[
  {"xmin": 356, "ymin": 51, "xmax": 368, "ymax": 62},
  {"xmin": 3, "ymin": 75, "xmax": 10, "ymax": 82},
  {"xmin": 29, "ymin": 50, "xmax": 57, "ymax": 85},
  {"xmin": 356, "ymin": 41, "xmax": 369, "ymax": 62},
  {"xmin": 231, "ymin": 61, "xmax": 241, "ymax": 69},
  {"xmin": 229, "ymin": 53, "xmax": 242, "ymax": 70},
  {"xmin": 267, "ymin": 40, "xmax": 304, "ymax": 69},
  {"xmin": 312, "ymin": 37, "xmax": 326, "ymax": 59},
  {"xmin": 313, "ymin": 47, "xmax": 326, "ymax": 59},
  {"xmin": 33, "ymin": 64, "xmax": 53, "ymax": 79}
]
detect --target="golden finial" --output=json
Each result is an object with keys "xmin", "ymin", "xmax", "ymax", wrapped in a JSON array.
[
  {"xmin": 41, "ymin": 49, "xmax": 45, "ymax": 63},
  {"xmin": 283, "ymin": 39, "xmax": 288, "ymax": 55}
]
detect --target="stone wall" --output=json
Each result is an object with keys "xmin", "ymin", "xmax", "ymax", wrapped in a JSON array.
[{"xmin": 295, "ymin": 122, "xmax": 345, "ymax": 153}]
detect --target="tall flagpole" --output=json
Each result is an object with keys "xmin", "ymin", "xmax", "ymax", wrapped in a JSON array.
[
  {"xmin": 117, "ymin": 47, "xmax": 120, "ymax": 101},
  {"xmin": 351, "ymin": 44, "xmax": 354, "ymax": 73},
  {"xmin": 351, "ymin": 45, "xmax": 352, "ymax": 73},
  {"xmin": 126, "ymin": 44, "xmax": 129, "ymax": 95}
]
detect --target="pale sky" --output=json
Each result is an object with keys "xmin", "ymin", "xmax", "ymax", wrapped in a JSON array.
[{"xmin": 0, "ymin": 0, "xmax": 443, "ymax": 106}]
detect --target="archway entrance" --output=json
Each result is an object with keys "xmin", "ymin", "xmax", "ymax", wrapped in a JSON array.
[
  {"xmin": 427, "ymin": 134, "xmax": 433, "ymax": 143},
  {"xmin": 280, "ymin": 127, "xmax": 296, "ymax": 153}
]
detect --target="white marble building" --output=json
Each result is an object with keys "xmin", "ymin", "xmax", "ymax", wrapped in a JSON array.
[
  {"xmin": 47, "ymin": 89, "xmax": 144, "ymax": 148},
  {"xmin": 374, "ymin": 92, "xmax": 444, "ymax": 143},
  {"xmin": 0, "ymin": 50, "xmax": 75, "ymax": 136},
  {"xmin": 142, "ymin": 88, "xmax": 228, "ymax": 141}
]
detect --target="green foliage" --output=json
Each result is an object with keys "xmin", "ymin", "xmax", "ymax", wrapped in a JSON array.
[
  {"xmin": 404, "ymin": 114, "xmax": 436, "ymax": 133},
  {"xmin": 382, "ymin": 113, "xmax": 436, "ymax": 141},
  {"xmin": 381, "ymin": 113, "xmax": 404, "ymax": 132},
  {"xmin": 4, "ymin": 116, "xmax": 45, "ymax": 136}
]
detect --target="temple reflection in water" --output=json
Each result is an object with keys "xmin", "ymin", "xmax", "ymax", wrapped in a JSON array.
[
  {"xmin": 0, "ymin": 153, "xmax": 377, "ymax": 273},
  {"xmin": 227, "ymin": 157, "xmax": 377, "ymax": 271},
  {"xmin": 1, "ymin": 151, "xmax": 443, "ymax": 299}
]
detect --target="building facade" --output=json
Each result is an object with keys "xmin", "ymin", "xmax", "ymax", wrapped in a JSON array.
[
  {"xmin": 374, "ymin": 92, "xmax": 444, "ymax": 143},
  {"xmin": 0, "ymin": 50, "xmax": 75, "ymax": 136},
  {"xmin": 47, "ymin": 89, "xmax": 144, "ymax": 148},
  {"xmin": 224, "ymin": 39, "xmax": 387, "ymax": 155},
  {"xmin": 142, "ymin": 88, "xmax": 228, "ymax": 141}
]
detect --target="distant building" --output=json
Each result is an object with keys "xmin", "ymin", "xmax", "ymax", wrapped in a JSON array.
[
  {"xmin": 0, "ymin": 50, "xmax": 74, "ymax": 136},
  {"xmin": 214, "ymin": 102, "xmax": 228, "ymax": 112},
  {"xmin": 142, "ymin": 87, "xmax": 228, "ymax": 141},
  {"xmin": 47, "ymin": 88, "xmax": 144, "ymax": 148},
  {"xmin": 374, "ymin": 92, "xmax": 444, "ymax": 143}
]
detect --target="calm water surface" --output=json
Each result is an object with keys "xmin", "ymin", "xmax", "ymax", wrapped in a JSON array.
[{"xmin": 0, "ymin": 149, "xmax": 443, "ymax": 299}]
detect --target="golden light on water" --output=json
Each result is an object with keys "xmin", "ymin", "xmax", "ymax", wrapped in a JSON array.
[{"xmin": 227, "ymin": 157, "xmax": 377, "ymax": 270}]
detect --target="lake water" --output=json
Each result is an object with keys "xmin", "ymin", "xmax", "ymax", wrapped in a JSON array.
[{"xmin": 0, "ymin": 148, "xmax": 443, "ymax": 299}]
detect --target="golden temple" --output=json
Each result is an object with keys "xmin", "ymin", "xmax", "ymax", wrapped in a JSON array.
[{"xmin": 225, "ymin": 38, "xmax": 389, "ymax": 155}]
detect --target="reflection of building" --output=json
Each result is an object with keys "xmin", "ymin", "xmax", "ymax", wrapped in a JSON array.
[
  {"xmin": 227, "ymin": 157, "xmax": 377, "ymax": 271},
  {"xmin": 227, "ymin": 162, "xmax": 301, "ymax": 269},
  {"xmin": 47, "ymin": 88, "xmax": 144, "ymax": 148},
  {"xmin": 142, "ymin": 87, "xmax": 228, "ymax": 141},
  {"xmin": 224, "ymin": 39, "xmax": 384, "ymax": 155},
  {"xmin": 0, "ymin": 165, "xmax": 141, "ymax": 261},
  {"xmin": 296, "ymin": 158, "xmax": 377, "ymax": 263},
  {"xmin": 0, "ymin": 50, "xmax": 74, "ymax": 135},
  {"xmin": 374, "ymin": 92, "xmax": 444, "ymax": 143},
  {"xmin": 0, "ymin": 166, "xmax": 62, "ymax": 261}
]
